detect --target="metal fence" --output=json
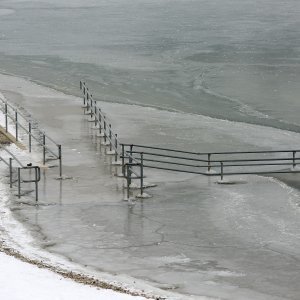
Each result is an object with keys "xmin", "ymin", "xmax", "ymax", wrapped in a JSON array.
[
  {"xmin": 0, "ymin": 97, "xmax": 62, "ymax": 177},
  {"xmin": 0, "ymin": 146, "xmax": 40, "ymax": 201},
  {"xmin": 79, "ymin": 81, "xmax": 300, "ymax": 199}
]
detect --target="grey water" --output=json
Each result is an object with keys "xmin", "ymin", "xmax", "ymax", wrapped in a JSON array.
[
  {"xmin": 0, "ymin": 0, "xmax": 300, "ymax": 132},
  {"xmin": 1, "ymin": 1, "xmax": 300, "ymax": 299}
]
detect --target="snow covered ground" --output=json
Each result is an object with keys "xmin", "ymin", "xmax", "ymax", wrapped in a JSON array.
[{"xmin": 0, "ymin": 251, "xmax": 146, "ymax": 300}]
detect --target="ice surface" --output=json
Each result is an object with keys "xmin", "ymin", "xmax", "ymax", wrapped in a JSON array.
[{"xmin": 0, "ymin": 74, "xmax": 299, "ymax": 300}]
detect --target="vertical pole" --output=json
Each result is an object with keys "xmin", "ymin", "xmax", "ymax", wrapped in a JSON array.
[
  {"xmin": 128, "ymin": 145, "xmax": 133, "ymax": 186},
  {"xmin": 220, "ymin": 162, "xmax": 224, "ymax": 181},
  {"xmin": 94, "ymin": 100, "xmax": 97, "ymax": 126},
  {"xmin": 9, "ymin": 158, "xmax": 12, "ymax": 188},
  {"xmin": 114, "ymin": 134, "xmax": 118, "ymax": 162},
  {"xmin": 86, "ymin": 90, "xmax": 90, "ymax": 112},
  {"xmin": 109, "ymin": 124, "xmax": 112, "ymax": 151},
  {"xmin": 98, "ymin": 110, "xmax": 102, "ymax": 134},
  {"xmin": 58, "ymin": 145, "xmax": 62, "ymax": 178},
  {"xmin": 5, "ymin": 103, "xmax": 8, "ymax": 132},
  {"xmin": 122, "ymin": 144, "xmax": 125, "ymax": 176},
  {"xmin": 90, "ymin": 95, "xmax": 93, "ymax": 119},
  {"xmin": 28, "ymin": 122, "xmax": 32, "ymax": 152},
  {"xmin": 18, "ymin": 167, "xmax": 21, "ymax": 198},
  {"xmin": 80, "ymin": 80, "xmax": 82, "ymax": 90},
  {"xmin": 103, "ymin": 117, "xmax": 107, "ymax": 143},
  {"xmin": 208, "ymin": 154, "xmax": 211, "ymax": 172},
  {"xmin": 15, "ymin": 111, "xmax": 18, "ymax": 141},
  {"xmin": 126, "ymin": 164, "xmax": 130, "ymax": 200},
  {"xmin": 35, "ymin": 167, "xmax": 38, "ymax": 202},
  {"xmin": 43, "ymin": 133, "xmax": 46, "ymax": 165},
  {"xmin": 293, "ymin": 151, "xmax": 296, "ymax": 169},
  {"xmin": 140, "ymin": 153, "xmax": 144, "ymax": 196}
]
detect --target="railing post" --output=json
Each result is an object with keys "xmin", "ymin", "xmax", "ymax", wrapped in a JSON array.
[
  {"xmin": 114, "ymin": 134, "xmax": 118, "ymax": 162},
  {"xmin": 98, "ymin": 110, "xmax": 102, "ymax": 134},
  {"xmin": 103, "ymin": 117, "xmax": 107, "ymax": 143},
  {"xmin": 15, "ymin": 110, "xmax": 18, "ymax": 141},
  {"xmin": 80, "ymin": 80, "xmax": 82, "ymax": 91},
  {"xmin": 128, "ymin": 145, "xmax": 133, "ymax": 186},
  {"xmin": 140, "ymin": 152, "xmax": 144, "ymax": 196},
  {"xmin": 35, "ymin": 167, "xmax": 39, "ymax": 202},
  {"xmin": 5, "ymin": 103, "xmax": 8, "ymax": 132},
  {"xmin": 293, "ymin": 151, "xmax": 296, "ymax": 168},
  {"xmin": 208, "ymin": 153, "xmax": 211, "ymax": 172},
  {"xmin": 43, "ymin": 133, "xmax": 46, "ymax": 165},
  {"xmin": 58, "ymin": 145, "xmax": 62, "ymax": 178},
  {"xmin": 9, "ymin": 158, "xmax": 13, "ymax": 188},
  {"xmin": 28, "ymin": 122, "xmax": 32, "ymax": 152},
  {"xmin": 94, "ymin": 100, "xmax": 97, "ymax": 126},
  {"xmin": 17, "ymin": 167, "xmax": 21, "ymax": 198},
  {"xmin": 220, "ymin": 162, "xmax": 224, "ymax": 181},
  {"xmin": 126, "ymin": 164, "xmax": 130, "ymax": 200},
  {"xmin": 109, "ymin": 124, "xmax": 112, "ymax": 151},
  {"xmin": 121, "ymin": 144, "xmax": 125, "ymax": 176},
  {"xmin": 90, "ymin": 95, "xmax": 93, "ymax": 119}
]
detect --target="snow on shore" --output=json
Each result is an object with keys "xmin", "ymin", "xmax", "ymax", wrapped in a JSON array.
[{"xmin": 0, "ymin": 251, "xmax": 146, "ymax": 300}]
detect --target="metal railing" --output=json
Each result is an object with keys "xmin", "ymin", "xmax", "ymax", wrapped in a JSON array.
[
  {"xmin": 0, "ymin": 146, "xmax": 40, "ymax": 201},
  {"xmin": 121, "ymin": 143, "xmax": 300, "ymax": 196},
  {"xmin": 0, "ymin": 97, "xmax": 62, "ymax": 177},
  {"xmin": 79, "ymin": 82, "xmax": 300, "ymax": 199},
  {"xmin": 80, "ymin": 81, "xmax": 121, "ymax": 165}
]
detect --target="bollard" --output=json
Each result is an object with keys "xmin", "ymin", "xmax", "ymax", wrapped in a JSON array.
[
  {"xmin": 43, "ymin": 133, "xmax": 46, "ymax": 165},
  {"xmin": 9, "ymin": 158, "xmax": 12, "ymax": 188},
  {"xmin": 5, "ymin": 103, "xmax": 8, "ymax": 132},
  {"xmin": 15, "ymin": 111, "xmax": 18, "ymax": 141},
  {"xmin": 29, "ymin": 122, "xmax": 32, "ymax": 152}
]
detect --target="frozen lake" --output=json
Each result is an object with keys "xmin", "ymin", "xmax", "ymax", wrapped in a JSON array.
[{"xmin": 0, "ymin": 0, "xmax": 299, "ymax": 299}]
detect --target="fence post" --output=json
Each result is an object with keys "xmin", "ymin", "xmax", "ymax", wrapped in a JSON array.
[
  {"xmin": 293, "ymin": 151, "xmax": 296, "ymax": 168},
  {"xmin": 58, "ymin": 145, "xmax": 62, "ymax": 178},
  {"xmin": 43, "ymin": 133, "xmax": 46, "ymax": 165},
  {"xmin": 18, "ymin": 167, "xmax": 21, "ymax": 198},
  {"xmin": 98, "ymin": 110, "xmax": 102, "ymax": 134},
  {"xmin": 80, "ymin": 80, "xmax": 82, "ymax": 91},
  {"xmin": 15, "ymin": 110, "xmax": 18, "ymax": 141},
  {"xmin": 5, "ymin": 103, "xmax": 8, "ymax": 132},
  {"xmin": 128, "ymin": 145, "xmax": 133, "ymax": 186},
  {"xmin": 28, "ymin": 122, "xmax": 32, "ymax": 152},
  {"xmin": 9, "ymin": 158, "xmax": 13, "ymax": 188},
  {"xmin": 140, "ymin": 153, "xmax": 144, "ymax": 196}
]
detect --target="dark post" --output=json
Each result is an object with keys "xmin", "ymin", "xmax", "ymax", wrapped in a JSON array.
[
  {"xmin": 43, "ymin": 133, "xmax": 46, "ymax": 165},
  {"xmin": 109, "ymin": 124, "xmax": 112, "ymax": 151},
  {"xmin": 35, "ymin": 167, "xmax": 38, "ymax": 202},
  {"xmin": 9, "ymin": 158, "xmax": 12, "ymax": 188},
  {"xmin": 293, "ymin": 151, "xmax": 296, "ymax": 168},
  {"xmin": 103, "ymin": 117, "xmax": 107, "ymax": 143},
  {"xmin": 220, "ymin": 162, "xmax": 224, "ymax": 181},
  {"xmin": 80, "ymin": 80, "xmax": 82, "ymax": 90},
  {"xmin": 208, "ymin": 154, "xmax": 211, "ymax": 172},
  {"xmin": 128, "ymin": 145, "xmax": 133, "ymax": 186},
  {"xmin": 5, "ymin": 103, "xmax": 8, "ymax": 132},
  {"xmin": 18, "ymin": 167, "xmax": 21, "ymax": 198},
  {"xmin": 121, "ymin": 144, "xmax": 125, "ymax": 176},
  {"xmin": 140, "ymin": 153, "xmax": 144, "ymax": 196},
  {"xmin": 58, "ymin": 145, "xmax": 62, "ymax": 178},
  {"xmin": 98, "ymin": 110, "xmax": 102, "ymax": 134},
  {"xmin": 94, "ymin": 100, "xmax": 97, "ymax": 126},
  {"xmin": 114, "ymin": 134, "xmax": 118, "ymax": 162},
  {"xmin": 29, "ymin": 122, "xmax": 32, "ymax": 152},
  {"xmin": 126, "ymin": 164, "xmax": 130, "ymax": 199},
  {"xmin": 15, "ymin": 111, "xmax": 18, "ymax": 141}
]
